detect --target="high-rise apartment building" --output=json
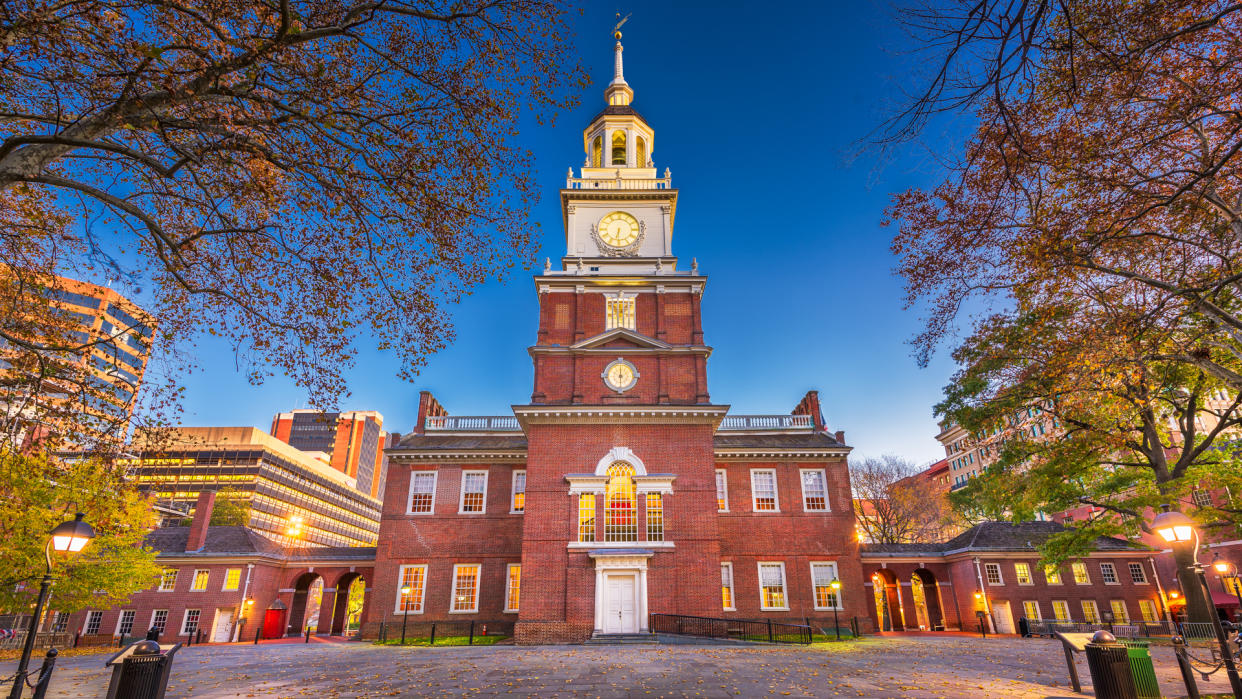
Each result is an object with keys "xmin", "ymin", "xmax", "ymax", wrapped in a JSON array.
[{"xmin": 270, "ymin": 410, "xmax": 388, "ymax": 498}]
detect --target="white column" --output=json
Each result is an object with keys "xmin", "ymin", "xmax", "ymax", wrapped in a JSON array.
[
  {"xmin": 594, "ymin": 568, "xmax": 605, "ymax": 633},
  {"xmin": 638, "ymin": 569, "xmax": 649, "ymax": 632}
]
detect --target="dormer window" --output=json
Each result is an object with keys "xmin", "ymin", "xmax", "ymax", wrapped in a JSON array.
[
  {"xmin": 605, "ymin": 295, "xmax": 635, "ymax": 330},
  {"xmin": 611, "ymin": 131, "xmax": 627, "ymax": 165}
]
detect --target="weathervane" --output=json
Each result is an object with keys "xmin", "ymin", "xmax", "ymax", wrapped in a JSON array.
[{"xmin": 613, "ymin": 12, "xmax": 631, "ymax": 40}]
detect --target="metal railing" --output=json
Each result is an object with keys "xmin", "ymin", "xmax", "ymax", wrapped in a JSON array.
[
  {"xmin": 1025, "ymin": 618, "xmax": 1192, "ymax": 638},
  {"xmin": 375, "ymin": 619, "xmax": 514, "ymax": 645},
  {"xmin": 424, "ymin": 416, "xmax": 520, "ymax": 431},
  {"xmin": 718, "ymin": 415, "xmax": 814, "ymax": 431},
  {"xmin": 0, "ymin": 631, "xmax": 73, "ymax": 651},
  {"xmin": 649, "ymin": 613, "xmax": 812, "ymax": 645},
  {"xmin": 566, "ymin": 176, "xmax": 672, "ymax": 190}
]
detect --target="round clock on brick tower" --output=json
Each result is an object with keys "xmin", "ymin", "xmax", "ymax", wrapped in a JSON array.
[{"xmin": 376, "ymin": 29, "xmax": 862, "ymax": 645}]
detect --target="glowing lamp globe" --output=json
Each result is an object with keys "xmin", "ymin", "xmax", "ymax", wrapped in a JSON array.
[
  {"xmin": 50, "ymin": 513, "xmax": 95, "ymax": 553},
  {"xmin": 1152, "ymin": 509, "xmax": 1196, "ymax": 543},
  {"xmin": 1217, "ymin": 561, "xmax": 1231, "ymax": 573},
  {"xmin": 830, "ymin": 579, "xmax": 841, "ymax": 591}
]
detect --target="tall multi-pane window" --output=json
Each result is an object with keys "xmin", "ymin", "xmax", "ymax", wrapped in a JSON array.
[
  {"xmin": 408, "ymin": 472, "xmax": 437, "ymax": 514},
  {"xmin": 605, "ymin": 462, "xmax": 638, "ymax": 542},
  {"xmin": 1014, "ymin": 563, "xmax": 1033, "ymax": 585},
  {"xmin": 181, "ymin": 609, "xmax": 201, "ymax": 635},
  {"xmin": 84, "ymin": 611, "xmax": 103, "ymax": 635},
  {"xmin": 646, "ymin": 493, "xmax": 664, "ymax": 541},
  {"xmin": 1045, "ymin": 566, "xmax": 1063, "ymax": 585},
  {"xmin": 150, "ymin": 610, "xmax": 168, "ymax": 634},
  {"xmin": 511, "ymin": 470, "xmax": 526, "ymax": 513},
  {"xmin": 460, "ymin": 471, "xmax": 488, "ymax": 513},
  {"xmin": 1052, "ymin": 600, "xmax": 1071, "ymax": 621},
  {"xmin": 811, "ymin": 562, "xmax": 841, "ymax": 610},
  {"xmin": 190, "ymin": 569, "xmax": 210, "ymax": 591},
  {"xmin": 223, "ymin": 568, "xmax": 242, "ymax": 591},
  {"xmin": 1193, "ymin": 489, "xmax": 1212, "ymax": 507},
  {"xmin": 1139, "ymin": 600, "xmax": 1159, "ymax": 623},
  {"xmin": 451, "ymin": 565, "xmax": 480, "ymax": 613},
  {"xmin": 50, "ymin": 613, "xmax": 68, "ymax": 633},
  {"xmin": 116, "ymin": 610, "xmax": 136, "ymax": 636},
  {"xmin": 1022, "ymin": 601, "xmax": 1041, "ymax": 621},
  {"xmin": 605, "ymin": 297, "xmax": 636, "ymax": 330},
  {"xmin": 1072, "ymin": 562, "xmax": 1091, "ymax": 584},
  {"xmin": 159, "ymin": 569, "xmax": 178, "ymax": 591},
  {"xmin": 1081, "ymin": 600, "xmax": 1101, "ymax": 623},
  {"xmin": 759, "ymin": 562, "xmax": 788, "ymax": 610},
  {"xmin": 1128, "ymin": 562, "xmax": 1148, "ymax": 584},
  {"xmin": 1110, "ymin": 600, "xmax": 1130, "ymax": 623},
  {"xmin": 578, "ymin": 493, "xmax": 596, "ymax": 542},
  {"xmin": 751, "ymin": 469, "xmax": 778, "ymax": 512},
  {"xmin": 721, "ymin": 563, "xmax": 735, "ymax": 611},
  {"xmin": 984, "ymin": 563, "xmax": 1003, "ymax": 585},
  {"xmin": 505, "ymin": 564, "xmax": 521, "ymax": 613},
  {"xmin": 1100, "ymin": 562, "xmax": 1118, "ymax": 584},
  {"xmin": 396, "ymin": 565, "xmax": 426, "ymax": 614},
  {"xmin": 715, "ymin": 470, "xmax": 729, "ymax": 511},
  {"xmin": 800, "ymin": 470, "xmax": 829, "ymax": 511}
]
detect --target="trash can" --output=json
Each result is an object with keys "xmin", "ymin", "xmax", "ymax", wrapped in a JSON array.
[
  {"xmin": 1018, "ymin": 617, "xmax": 1030, "ymax": 638},
  {"xmin": 1084, "ymin": 631, "xmax": 1138, "ymax": 699},
  {"xmin": 1122, "ymin": 641, "xmax": 1161, "ymax": 699},
  {"xmin": 103, "ymin": 640, "xmax": 182, "ymax": 699}
]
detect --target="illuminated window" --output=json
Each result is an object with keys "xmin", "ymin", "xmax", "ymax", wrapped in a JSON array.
[
  {"xmin": 1081, "ymin": 600, "xmax": 1100, "ymax": 623},
  {"xmin": 721, "ymin": 563, "xmax": 735, "ymax": 611},
  {"xmin": 84, "ymin": 611, "xmax": 102, "ymax": 635},
  {"xmin": 750, "ymin": 469, "xmax": 778, "ymax": 512},
  {"xmin": 1072, "ymin": 562, "xmax": 1090, "ymax": 585},
  {"xmin": 408, "ymin": 471, "xmax": 437, "ymax": 514},
  {"xmin": 578, "ymin": 493, "xmax": 596, "ymax": 542},
  {"xmin": 1022, "ymin": 601, "xmax": 1041, "ymax": 620},
  {"xmin": 646, "ymin": 493, "xmax": 664, "ymax": 542},
  {"xmin": 1129, "ymin": 562, "xmax": 1148, "ymax": 584},
  {"xmin": 180, "ymin": 609, "xmax": 201, "ymax": 635},
  {"xmin": 1100, "ymin": 562, "xmax": 1118, "ymax": 584},
  {"xmin": 460, "ymin": 471, "xmax": 487, "ymax": 513},
  {"xmin": 605, "ymin": 297, "xmax": 635, "ymax": 330},
  {"xmin": 223, "ymin": 568, "xmax": 242, "ymax": 592},
  {"xmin": 1015, "ymin": 563, "xmax": 1032, "ymax": 585},
  {"xmin": 984, "ymin": 563, "xmax": 1003, "ymax": 585},
  {"xmin": 159, "ymin": 569, "xmax": 178, "ymax": 591},
  {"xmin": 1226, "ymin": 576, "xmax": 1242, "ymax": 597},
  {"xmin": 511, "ymin": 470, "xmax": 526, "ymax": 513},
  {"xmin": 591, "ymin": 135, "xmax": 602, "ymax": 168},
  {"xmin": 1110, "ymin": 600, "xmax": 1130, "ymax": 623},
  {"xmin": 116, "ymin": 610, "xmax": 135, "ymax": 636},
  {"xmin": 611, "ymin": 131, "xmax": 627, "ymax": 165},
  {"xmin": 605, "ymin": 462, "xmax": 638, "ymax": 542},
  {"xmin": 636, "ymin": 135, "xmax": 647, "ymax": 166},
  {"xmin": 811, "ymin": 562, "xmax": 841, "ymax": 610},
  {"xmin": 505, "ymin": 564, "xmax": 521, "ymax": 613},
  {"xmin": 451, "ymin": 564, "xmax": 480, "ymax": 613},
  {"xmin": 800, "ymin": 469, "xmax": 829, "ymax": 511},
  {"xmin": 1052, "ymin": 600, "xmax": 1071, "ymax": 621},
  {"xmin": 395, "ymin": 565, "xmax": 426, "ymax": 614},
  {"xmin": 1045, "ymin": 566, "xmax": 1063, "ymax": 585},
  {"xmin": 716, "ymin": 469, "xmax": 728, "ymax": 512},
  {"xmin": 190, "ymin": 569, "xmax": 210, "ymax": 591},
  {"xmin": 759, "ymin": 562, "xmax": 788, "ymax": 610},
  {"xmin": 1139, "ymin": 600, "xmax": 1159, "ymax": 623}
]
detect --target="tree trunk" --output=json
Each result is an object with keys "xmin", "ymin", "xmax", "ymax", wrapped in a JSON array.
[{"xmin": 1173, "ymin": 543, "xmax": 1216, "ymax": 624}]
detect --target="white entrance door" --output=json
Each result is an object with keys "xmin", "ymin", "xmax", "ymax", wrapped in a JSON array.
[
  {"xmin": 991, "ymin": 601, "xmax": 1015, "ymax": 634},
  {"xmin": 212, "ymin": 609, "xmax": 234, "ymax": 643},
  {"xmin": 604, "ymin": 575, "xmax": 637, "ymax": 633}
]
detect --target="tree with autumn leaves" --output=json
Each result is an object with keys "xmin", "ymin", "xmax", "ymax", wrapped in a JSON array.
[{"xmin": 885, "ymin": 1, "xmax": 1242, "ymax": 620}]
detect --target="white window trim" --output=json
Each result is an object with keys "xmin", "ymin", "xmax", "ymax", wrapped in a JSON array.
[
  {"xmin": 1100, "ymin": 562, "xmax": 1120, "ymax": 585},
  {"xmin": 394, "ymin": 564, "xmax": 428, "ymax": 615},
  {"xmin": 149, "ymin": 610, "xmax": 169, "ymax": 632},
  {"xmin": 716, "ymin": 469, "xmax": 729, "ymax": 512},
  {"xmin": 510, "ymin": 470, "xmax": 526, "ymax": 514},
  {"xmin": 222, "ymin": 568, "xmax": 242, "ymax": 592},
  {"xmin": 458, "ymin": 470, "xmax": 489, "ymax": 515},
  {"xmin": 190, "ymin": 569, "xmax": 210, "ymax": 592},
  {"xmin": 158, "ymin": 569, "xmax": 177, "ymax": 592},
  {"xmin": 83, "ymin": 610, "xmax": 103, "ymax": 635},
  {"xmin": 1128, "ymin": 562, "xmax": 1150, "ymax": 585},
  {"xmin": 721, "ymin": 562, "xmax": 736, "ymax": 611},
  {"xmin": 1072, "ymin": 563, "xmax": 1092, "ymax": 585},
  {"xmin": 406, "ymin": 470, "xmax": 438, "ymax": 515},
  {"xmin": 799, "ymin": 469, "xmax": 831, "ymax": 512},
  {"xmin": 115, "ymin": 610, "xmax": 136, "ymax": 636},
  {"xmin": 1022, "ymin": 601, "xmax": 1042, "ymax": 621},
  {"xmin": 750, "ymin": 468, "xmax": 780, "ymax": 513},
  {"xmin": 179, "ymin": 609, "xmax": 201, "ymax": 635},
  {"xmin": 757, "ymin": 561, "xmax": 789, "ymax": 611},
  {"xmin": 984, "ymin": 562, "xmax": 1004, "ymax": 586},
  {"xmin": 1081, "ymin": 600, "xmax": 1100, "ymax": 623},
  {"xmin": 810, "ymin": 561, "xmax": 843, "ymax": 610},
  {"xmin": 1051, "ymin": 600, "xmax": 1071, "ymax": 621},
  {"xmin": 449, "ymin": 564, "xmax": 482, "ymax": 614},
  {"xmin": 504, "ymin": 563, "xmax": 521, "ymax": 613},
  {"xmin": 1014, "ymin": 563, "xmax": 1034, "ymax": 586}
]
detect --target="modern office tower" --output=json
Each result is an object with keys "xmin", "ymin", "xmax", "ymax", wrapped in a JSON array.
[{"xmin": 270, "ymin": 409, "xmax": 388, "ymax": 498}]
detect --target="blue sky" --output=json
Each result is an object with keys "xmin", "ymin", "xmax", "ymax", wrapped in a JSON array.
[{"xmin": 174, "ymin": 1, "xmax": 963, "ymax": 465}]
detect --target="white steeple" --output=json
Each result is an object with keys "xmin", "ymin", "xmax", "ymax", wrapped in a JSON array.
[{"xmin": 604, "ymin": 30, "xmax": 633, "ymax": 107}]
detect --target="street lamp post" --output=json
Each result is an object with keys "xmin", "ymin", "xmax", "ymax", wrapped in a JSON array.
[
  {"xmin": 830, "ymin": 579, "xmax": 842, "ymax": 641},
  {"xmin": 1212, "ymin": 554, "xmax": 1242, "ymax": 621},
  {"xmin": 8, "ymin": 513, "xmax": 95, "ymax": 699},
  {"xmin": 399, "ymin": 585, "xmax": 412, "ymax": 645},
  {"xmin": 1153, "ymin": 507, "xmax": 1242, "ymax": 698}
]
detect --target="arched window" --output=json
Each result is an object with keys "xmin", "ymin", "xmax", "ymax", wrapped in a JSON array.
[
  {"xmin": 591, "ymin": 135, "xmax": 602, "ymax": 168},
  {"xmin": 636, "ymin": 136, "xmax": 647, "ymax": 166},
  {"xmin": 605, "ymin": 461, "xmax": 637, "ymax": 541},
  {"xmin": 611, "ymin": 131, "xmax": 627, "ymax": 166}
]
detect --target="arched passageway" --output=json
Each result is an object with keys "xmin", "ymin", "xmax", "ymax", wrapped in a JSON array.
[
  {"xmin": 329, "ymin": 573, "xmax": 367, "ymax": 636},
  {"xmin": 911, "ymin": 569, "xmax": 945, "ymax": 631},
  {"xmin": 871, "ymin": 570, "xmax": 904, "ymax": 631},
  {"xmin": 287, "ymin": 572, "xmax": 324, "ymax": 636}
]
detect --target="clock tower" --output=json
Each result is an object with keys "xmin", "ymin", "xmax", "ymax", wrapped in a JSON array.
[{"xmin": 513, "ymin": 30, "xmax": 725, "ymax": 643}]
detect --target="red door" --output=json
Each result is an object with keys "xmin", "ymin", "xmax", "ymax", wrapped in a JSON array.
[{"xmin": 262, "ymin": 609, "xmax": 286, "ymax": 639}]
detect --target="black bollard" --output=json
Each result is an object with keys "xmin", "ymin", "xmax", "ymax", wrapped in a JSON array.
[
  {"xmin": 31, "ymin": 648, "xmax": 58, "ymax": 699},
  {"xmin": 254, "ymin": 626, "xmax": 261, "ymax": 645}
]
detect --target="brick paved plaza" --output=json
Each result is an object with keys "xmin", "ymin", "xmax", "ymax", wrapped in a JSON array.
[{"xmin": 2, "ymin": 636, "xmax": 1236, "ymax": 698}]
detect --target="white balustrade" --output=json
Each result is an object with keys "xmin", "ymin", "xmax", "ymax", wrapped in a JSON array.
[
  {"xmin": 565, "ymin": 176, "xmax": 672, "ymax": 190},
  {"xmin": 424, "ymin": 416, "xmax": 520, "ymax": 431},
  {"xmin": 718, "ymin": 415, "xmax": 814, "ymax": 430}
]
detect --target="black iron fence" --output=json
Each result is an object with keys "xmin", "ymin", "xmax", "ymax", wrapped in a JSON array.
[
  {"xmin": 375, "ymin": 619, "xmax": 514, "ymax": 645},
  {"xmin": 1023, "ymin": 618, "xmax": 1217, "ymax": 639},
  {"xmin": 649, "ymin": 613, "xmax": 812, "ymax": 645}
]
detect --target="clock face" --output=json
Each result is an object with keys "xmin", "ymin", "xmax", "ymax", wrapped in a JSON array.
[
  {"xmin": 598, "ymin": 211, "xmax": 640, "ymax": 248},
  {"xmin": 602, "ymin": 359, "xmax": 638, "ymax": 392}
]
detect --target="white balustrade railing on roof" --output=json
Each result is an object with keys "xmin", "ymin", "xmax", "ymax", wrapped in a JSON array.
[
  {"xmin": 718, "ymin": 415, "xmax": 814, "ymax": 431},
  {"xmin": 424, "ymin": 415, "xmax": 521, "ymax": 431},
  {"xmin": 565, "ymin": 176, "xmax": 672, "ymax": 190}
]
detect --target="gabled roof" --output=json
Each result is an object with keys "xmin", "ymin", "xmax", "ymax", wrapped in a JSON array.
[
  {"xmin": 713, "ymin": 433, "xmax": 845, "ymax": 449},
  {"xmin": 394, "ymin": 434, "xmax": 528, "ymax": 450},
  {"xmin": 146, "ymin": 526, "xmax": 285, "ymax": 557},
  {"xmin": 860, "ymin": 521, "xmax": 1145, "ymax": 555},
  {"xmin": 570, "ymin": 328, "xmax": 671, "ymax": 350}
]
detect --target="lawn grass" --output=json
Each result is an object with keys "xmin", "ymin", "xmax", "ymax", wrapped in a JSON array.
[{"xmin": 375, "ymin": 635, "xmax": 505, "ymax": 647}]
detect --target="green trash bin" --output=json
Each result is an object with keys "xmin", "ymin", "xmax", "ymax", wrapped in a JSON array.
[{"xmin": 1123, "ymin": 640, "xmax": 1161, "ymax": 699}]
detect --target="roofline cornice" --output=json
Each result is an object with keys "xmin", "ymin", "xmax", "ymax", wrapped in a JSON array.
[
  {"xmin": 387, "ymin": 450, "xmax": 527, "ymax": 462},
  {"xmin": 513, "ymin": 404, "xmax": 729, "ymax": 430},
  {"xmin": 714, "ymin": 448, "xmax": 851, "ymax": 460}
]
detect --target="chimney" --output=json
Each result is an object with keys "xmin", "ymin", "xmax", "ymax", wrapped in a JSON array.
[
  {"xmin": 792, "ymin": 390, "xmax": 827, "ymax": 431},
  {"xmin": 414, "ymin": 391, "xmax": 448, "ymax": 435},
  {"xmin": 186, "ymin": 490, "xmax": 216, "ymax": 553}
]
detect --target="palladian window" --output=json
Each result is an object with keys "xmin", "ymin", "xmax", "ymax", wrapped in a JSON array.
[
  {"xmin": 611, "ymin": 131, "xmax": 627, "ymax": 166},
  {"xmin": 605, "ymin": 461, "xmax": 638, "ymax": 541}
]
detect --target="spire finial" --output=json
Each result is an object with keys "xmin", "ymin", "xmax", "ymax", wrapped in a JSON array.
[{"xmin": 605, "ymin": 13, "xmax": 633, "ymax": 105}]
